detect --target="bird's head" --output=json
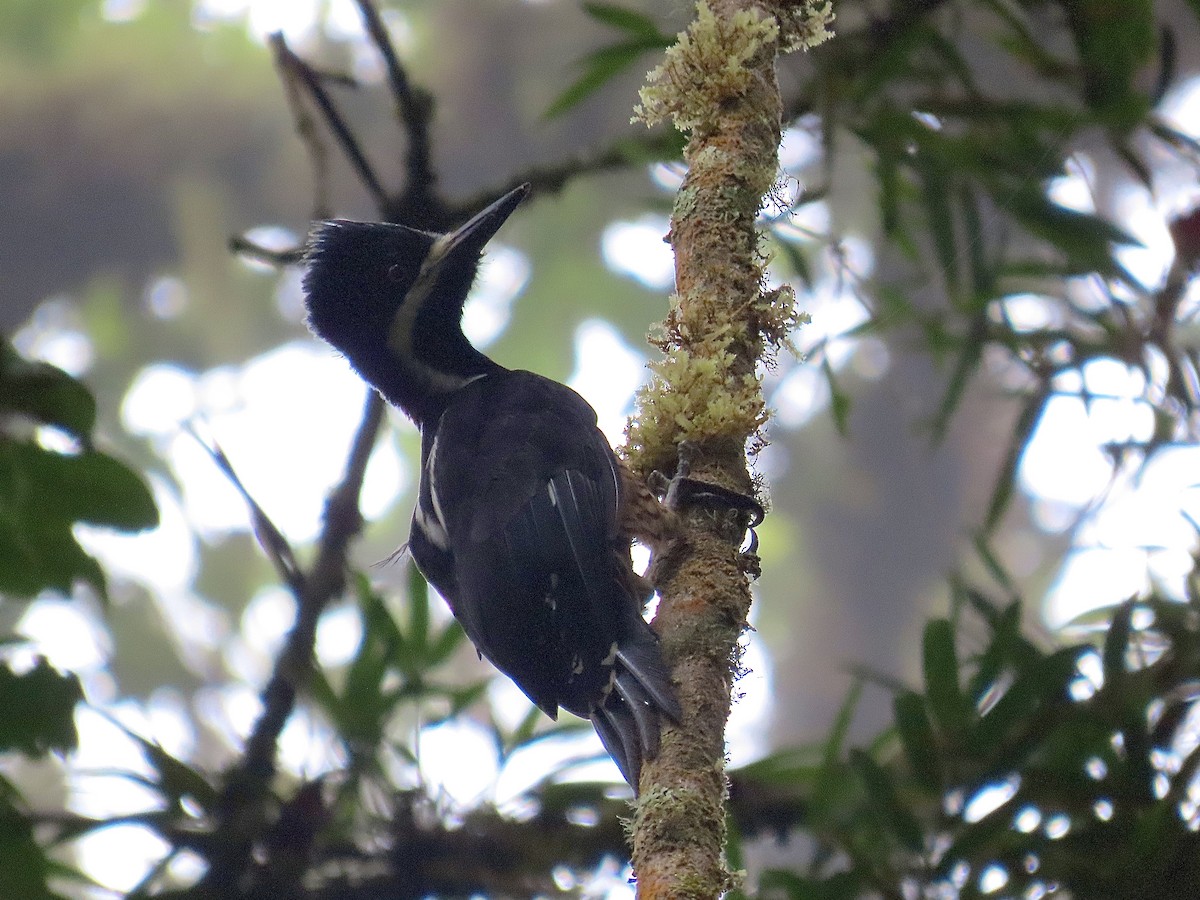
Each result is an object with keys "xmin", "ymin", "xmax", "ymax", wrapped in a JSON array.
[{"xmin": 302, "ymin": 184, "xmax": 530, "ymax": 419}]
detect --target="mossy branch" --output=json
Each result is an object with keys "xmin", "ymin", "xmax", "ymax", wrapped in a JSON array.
[{"xmin": 625, "ymin": 1, "xmax": 833, "ymax": 897}]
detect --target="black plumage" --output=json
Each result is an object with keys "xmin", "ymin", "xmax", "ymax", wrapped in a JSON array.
[{"xmin": 301, "ymin": 185, "xmax": 679, "ymax": 787}]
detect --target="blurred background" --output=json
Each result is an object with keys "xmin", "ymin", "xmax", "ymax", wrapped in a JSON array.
[{"xmin": 5, "ymin": 0, "xmax": 1200, "ymax": 896}]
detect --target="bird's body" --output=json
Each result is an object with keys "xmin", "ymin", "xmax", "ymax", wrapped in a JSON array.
[{"xmin": 302, "ymin": 185, "xmax": 678, "ymax": 787}]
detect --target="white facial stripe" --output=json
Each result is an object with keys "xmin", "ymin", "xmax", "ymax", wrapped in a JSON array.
[{"xmin": 386, "ymin": 233, "xmax": 472, "ymax": 393}]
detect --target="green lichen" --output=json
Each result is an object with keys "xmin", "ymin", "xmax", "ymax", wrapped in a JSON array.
[
  {"xmin": 755, "ymin": 283, "xmax": 809, "ymax": 355},
  {"xmin": 625, "ymin": 342, "xmax": 767, "ymax": 476},
  {"xmin": 777, "ymin": 0, "xmax": 836, "ymax": 53},
  {"xmin": 633, "ymin": 1, "xmax": 779, "ymax": 133}
]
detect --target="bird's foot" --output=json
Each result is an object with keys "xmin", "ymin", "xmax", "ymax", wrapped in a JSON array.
[{"xmin": 647, "ymin": 442, "xmax": 765, "ymax": 572}]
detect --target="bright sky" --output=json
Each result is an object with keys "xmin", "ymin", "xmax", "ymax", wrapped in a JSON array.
[{"xmin": 10, "ymin": 1, "xmax": 1200, "ymax": 895}]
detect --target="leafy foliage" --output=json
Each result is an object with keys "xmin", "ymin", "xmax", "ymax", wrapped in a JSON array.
[
  {"xmin": 0, "ymin": 338, "xmax": 158, "ymax": 599},
  {"xmin": 544, "ymin": 2, "xmax": 672, "ymax": 119},
  {"xmin": 733, "ymin": 567, "xmax": 1200, "ymax": 898}
]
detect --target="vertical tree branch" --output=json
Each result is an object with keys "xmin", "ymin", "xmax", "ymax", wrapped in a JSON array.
[{"xmin": 626, "ymin": 2, "xmax": 832, "ymax": 897}]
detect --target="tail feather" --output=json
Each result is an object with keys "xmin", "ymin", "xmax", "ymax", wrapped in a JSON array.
[
  {"xmin": 617, "ymin": 646, "xmax": 682, "ymax": 723},
  {"xmin": 588, "ymin": 628, "xmax": 680, "ymax": 791},
  {"xmin": 614, "ymin": 673, "xmax": 661, "ymax": 760},
  {"xmin": 592, "ymin": 701, "xmax": 640, "ymax": 786}
]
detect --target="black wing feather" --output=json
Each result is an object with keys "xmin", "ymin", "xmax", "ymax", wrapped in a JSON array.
[{"xmin": 414, "ymin": 370, "xmax": 678, "ymax": 787}]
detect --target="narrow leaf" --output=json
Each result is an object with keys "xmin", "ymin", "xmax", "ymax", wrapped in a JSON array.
[
  {"xmin": 923, "ymin": 618, "xmax": 968, "ymax": 738},
  {"xmin": 583, "ymin": 2, "xmax": 669, "ymax": 41}
]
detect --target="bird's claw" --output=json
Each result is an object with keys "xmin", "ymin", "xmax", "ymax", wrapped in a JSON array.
[{"xmin": 650, "ymin": 443, "xmax": 766, "ymax": 562}]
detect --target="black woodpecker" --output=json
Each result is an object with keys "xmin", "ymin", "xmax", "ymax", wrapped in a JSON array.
[{"xmin": 301, "ymin": 184, "xmax": 680, "ymax": 788}]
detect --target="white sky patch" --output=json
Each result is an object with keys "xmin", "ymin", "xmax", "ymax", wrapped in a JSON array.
[
  {"xmin": 79, "ymin": 477, "xmax": 199, "ymax": 597},
  {"xmin": 1044, "ymin": 443, "xmax": 1200, "ymax": 625},
  {"xmin": 1047, "ymin": 154, "xmax": 1097, "ymax": 213},
  {"xmin": 101, "ymin": 0, "xmax": 146, "ymax": 22},
  {"xmin": 119, "ymin": 342, "xmax": 408, "ymax": 547},
  {"xmin": 727, "ymin": 624, "xmax": 772, "ymax": 766},
  {"xmin": 191, "ymin": 0, "xmax": 399, "ymax": 60},
  {"xmin": 978, "ymin": 863, "xmax": 1009, "ymax": 894},
  {"xmin": 463, "ymin": 245, "xmax": 531, "ymax": 347},
  {"xmin": 278, "ymin": 705, "xmax": 344, "ymax": 778},
  {"xmin": 17, "ymin": 598, "xmax": 110, "ymax": 674},
  {"xmin": 779, "ymin": 125, "xmax": 822, "ymax": 171},
  {"xmin": 195, "ymin": 682, "xmax": 263, "ymax": 753},
  {"xmin": 963, "ymin": 775, "xmax": 1020, "ymax": 823},
  {"xmin": 143, "ymin": 275, "xmax": 189, "ymax": 320},
  {"xmin": 568, "ymin": 319, "xmax": 646, "ymax": 445},
  {"xmin": 649, "ymin": 162, "xmax": 686, "ymax": 192},
  {"xmin": 771, "ymin": 273, "xmax": 872, "ymax": 428},
  {"xmin": 315, "ymin": 602, "xmax": 364, "ymax": 668},
  {"xmin": 1112, "ymin": 184, "xmax": 1174, "ymax": 290},
  {"xmin": 194, "ymin": 0, "xmax": 319, "ymax": 42},
  {"xmin": 992, "ymin": 293, "xmax": 1063, "ymax": 333},
  {"xmin": 123, "ymin": 363, "xmax": 198, "ymax": 436},
  {"xmin": 418, "ymin": 719, "xmax": 500, "ymax": 807},
  {"xmin": 68, "ymin": 706, "xmax": 163, "ymax": 819},
  {"xmin": 1027, "ymin": 361, "xmax": 1157, "ymax": 519},
  {"xmin": 237, "ymin": 586, "xmax": 295, "ymax": 666},
  {"xmin": 601, "ymin": 216, "xmax": 675, "ymax": 290},
  {"xmin": 12, "ymin": 295, "xmax": 94, "ymax": 376},
  {"xmin": 772, "ymin": 364, "xmax": 829, "ymax": 431},
  {"xmin": 75, "ymin": 825, "xmax": 172, "ymax": 895}
]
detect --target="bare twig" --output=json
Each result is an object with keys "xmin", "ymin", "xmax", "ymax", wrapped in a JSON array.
[
  {"xmin": 226, "ymin": 235, "xmax": 305, "ymax": 268},
  {"xmin": 353, "ymin": 0, "xmax": 436, "ymax": 196},
  {"xmin": 269, "ymin": 31, "xmax": 391, "ymax": 214},
  {"xmin": 198, "ymin": 392, "xmax": 383, "ymax": 894}
]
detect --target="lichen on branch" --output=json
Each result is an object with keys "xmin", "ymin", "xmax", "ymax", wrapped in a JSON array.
[
  {"xmin": 623, "ymin": 2, "xmax": 833, "ymax": 897},
  {"xmin": 633, "ymin": 0, "xmax": 834, "ymax": 133},
  {"xmin": 626, "ymin": 2, "xmax": 830, "ymax": 479}
]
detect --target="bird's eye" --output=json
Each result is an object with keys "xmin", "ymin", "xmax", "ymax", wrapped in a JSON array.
[{"xmin": 386, "ymin": 264, "xmax": 405, "ymax": 282}]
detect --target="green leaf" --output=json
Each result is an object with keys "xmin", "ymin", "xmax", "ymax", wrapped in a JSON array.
[
  {"xmin": 914, "ymin": 151, "xmax": 960, "ymax": 295},
  {"xmin": 0, "ymin": 658, "xmax": 82, "ymax": 756},
  {"xmin": 971, "ymin": 646, "xmax": 1082, "ymax": 757},
  {"xmin": 923, "ymin": 618, "xmax": 969, "ymax": 738},
  {"xmin": 406, "ymin": 560, "xmax": 429, "ymax": 651},
  {"xmin": 1064, "ymin": 0, "xmax": 1154, "ymax": 125},
  {"xmin": 0, "ymin": 792, "xmax": 54, "ymax": 900},
  {"xmin": 983, "ymin": 383, "xmax": 1049, "ymax": 533},
  {"xmin": 1102, "ymin": 598, "xmax": 1136, "ymax": 682},
  {"xmin": 894, "ymin": 692, "xmax": 941, "ymax": 792},
  {"xmin": 930, "ymin": 307, "xmax": 987, "ymax": 442},
  {"xmin": 821, "ymin": 357, "xmax": 851, "ymax": 436},
  {"xmin": 583, "ymin": 2, "xmax": 669, "ymax": 41},
  {"xmin": 820, "ymin": 678, "xmax": 862, "ymax": 773},
  {"xmin": 1, "ymin": 441, "xmax": 158, "ymax": 532},
  {"xmin": 544, "ymin": 40, "xmax": 663, "ymax": 119},
  {"xmin": 0, "ymin": 510, "xmax": 106, "ymax": 598},
  {"xmin": 0, "ymin": 343, "xmax": 95, "ymax": 440},
  {"xmin": 94, "ymin": 711, "xmax": 218, "ymax": 812},
  {"xmin": 849, "ymin": 748, "xmax": 924, "ymax": 853},
  {"xmin": 995, "ymin": 187, "xmax": 1141, "ymax": 280},
  {"xmin": 972, "ymin": 535, "xmax": 1016, "ymax": 594}
]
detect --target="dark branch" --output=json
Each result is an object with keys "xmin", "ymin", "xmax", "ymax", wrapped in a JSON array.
[
  {"xmin": 269, "ymin": 31, "xmax": 391, "ymax": 214},
  {"xmin": 354, "ymin": 0, "xmax": 436, "ymax": 198},
  {"xmin": 199, "ymin": 391, "xmax": 384, "ymax": 894}
]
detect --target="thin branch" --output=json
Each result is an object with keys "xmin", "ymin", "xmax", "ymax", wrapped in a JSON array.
[
  {"xmin": 269, "ymin": 31, "xmax": 334, "ymax": 221},
  {"xmin": 269, "ymin": 31, "xmax": 391, "ymax": 214},
  {"xmin": 227, "ymin": 235, "xmax": 305, "ymax": 267},
  {"xmin": 353, "ymin": 0, "xmax": 436, "ymax": 195},
  {"xmin": 199, "ymin": 391, "xmax": 385, "ymax": 894}
]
